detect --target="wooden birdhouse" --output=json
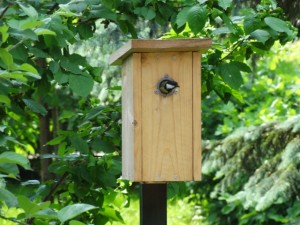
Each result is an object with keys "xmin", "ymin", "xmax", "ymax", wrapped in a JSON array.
[{"xmin": 109, "ymin": 39, "xmax": 211, "ymax": 182}]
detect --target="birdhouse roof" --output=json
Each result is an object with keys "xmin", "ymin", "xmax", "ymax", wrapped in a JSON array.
[{"xmin": 109, "ymin": 39, "xmax": 212, "ymax": 65}]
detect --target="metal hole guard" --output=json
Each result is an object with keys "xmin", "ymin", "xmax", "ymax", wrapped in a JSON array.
[{"xmin": 154, "ymin": 74, "xmax": 179, "ymax": 97}]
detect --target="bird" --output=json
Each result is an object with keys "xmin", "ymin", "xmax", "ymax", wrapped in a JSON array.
[{"xmin": 158, "ymin": 79, "xmax": 179, "ymax": 95}]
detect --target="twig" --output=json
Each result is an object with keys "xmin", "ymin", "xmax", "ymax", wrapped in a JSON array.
[
  {"xmin": 219, "ymin": 37, "xmax": 247, "ymax": 62},
  {"xmin": 99, "ymin": 116, "xmax": 120, "ymax": 139},
  {"xmin": 26, "ymin": 172, "xmax": 69, "ymax": 225},
  {"xmin": 47, "ymin": 3, "xmax": 59, "ymax": 15},
  {"xmin": 0, "ymin": 4, "xmax": 10, "ymax": 19},
  {"xmin": 7, "ymin": 38, "xmax": 28, "ymax": 52},
  {"xmin": 43, "ymin": 172, "xmax": 69, "ymax": 202}
]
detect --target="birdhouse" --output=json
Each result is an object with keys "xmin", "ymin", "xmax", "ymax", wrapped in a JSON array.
[{"xmin": 109, "ymin": 39, "xmax": 211, "ymax": 182}]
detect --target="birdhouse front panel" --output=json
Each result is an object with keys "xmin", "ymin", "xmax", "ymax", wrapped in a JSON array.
[
  {"xmin": 141, "ymin": 52, "xmax": 193, "ymax": 181},
  {"xmin": 109, "ymin": 39, "xmax": 212, "ymax": 182}
]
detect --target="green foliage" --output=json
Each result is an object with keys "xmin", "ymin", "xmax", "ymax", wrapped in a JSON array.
[
  {"xmin": 198, "ymin": 115, "xmax": 300, "ymax": 225},
  {"xmin": 203, "ymin": 41, "xmax": 300, "ymax": 138},
  {"xmin": 0, "ymin": 0, "xmax": 297, "ymax": 224},
  {"xmin": 164, "ymin": 0, "xmax": 296, "ymax": 103}
]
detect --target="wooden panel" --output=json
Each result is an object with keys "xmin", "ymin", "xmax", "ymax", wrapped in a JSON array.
[
  {"xmin": 122, "ymin": 53, "xmax": 142, "ymax": 181},
  {"xmin": 109, "ymin": 39, "xmax": 212, "ymax": 65},
  {"xmin": 192, "ymin": 52, "xmax": 202, "ymax": 181},
  {"xmin": 141, "ymin": 52, "xmax": 193, "ymax": 182}
]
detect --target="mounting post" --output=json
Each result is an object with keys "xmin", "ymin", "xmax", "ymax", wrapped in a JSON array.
[{"xmin": 140, "ymin": 183, "xmax": 167, "ymax": 225}]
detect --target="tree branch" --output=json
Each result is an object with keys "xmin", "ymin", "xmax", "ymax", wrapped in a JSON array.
[
  {"xmin": 43, "ymin": 172, "xmax": 69, "ymax": 202},
  {"xmin": 219, "ymin": 37, "xmax": 248, "ymax": 62}
]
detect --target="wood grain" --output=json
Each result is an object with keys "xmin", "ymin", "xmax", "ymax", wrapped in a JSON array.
[
  {"xmin": 192, "ymin": 52, "xmax": 202, "ymax": 181},
  {"xmin": 122, "ymin": 53, "xmax": 142, "ymax": 181},
  {"xmin": 109, "ymin": 39, "xmax": 212, "ymax": 65},
  {"xmin": 141, "ymin": 52, "xmax": 193, "ymax": 182}
]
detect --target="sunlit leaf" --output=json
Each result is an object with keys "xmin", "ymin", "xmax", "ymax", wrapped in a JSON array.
[
  {"xmin": 264, "ymin": 17, "xmax": 291, "ymax": 34},
  {"xmin": 0, "ymin": 95, "xmax": 11, "ymax": 107},
  {"xmin": 187, "ymin": 5, "xmax": 208, "ymax": 34},
  {"xmin": 0, "ymin": 48, "xmax": 13, "ymax": 68},
  {"xmin": 58, "ymin": 204, "xmax": 98, "ymax": 223},
  {"xmin": 176, "ymin": 7, "xmax": 190, "ymax": 27},
  {"xmin": 218, "ymin": 0, "xmax": 232, "ymax": 10},
  {"xmin": 35, "ymin": 28, "xmax": 56, "ymax": 36},
  {"xmin": 0, "ymin": 152, "xmax": 31, "ymax": 170},
  {"xmin": 19, "ymin": 3, "xmax": 38, "ymax": 19},
  {"xmin": 250, "ymin": 29, "xmax": 270, "ymax": 44}
]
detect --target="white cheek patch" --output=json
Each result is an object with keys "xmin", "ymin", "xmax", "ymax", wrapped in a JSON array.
[{"xmin": 166, "ymin": 84, "xmax": 175, "ymax": 89}]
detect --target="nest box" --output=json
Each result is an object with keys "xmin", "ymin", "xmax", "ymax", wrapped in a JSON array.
[{"xmin": 109, "ymin": 39, "xmax": 211, "ymax": 182}]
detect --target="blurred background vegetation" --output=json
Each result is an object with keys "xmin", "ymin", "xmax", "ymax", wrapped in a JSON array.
[{"xmin": 0, "ymin": 0, "xmax": 299, "ymax": 224}]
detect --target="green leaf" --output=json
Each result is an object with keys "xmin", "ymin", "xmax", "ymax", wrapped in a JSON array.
[
  {"xmin": 0, "ymin": 71, "xmax": 27, "ymax": 82},
  {"xmin": 219, "ymin": 62, "xmax": 244, "ymax": 89},
  {"xmin": 77, "ymin": 23, "xmax": 94, "ymax": 40},
  {"xmin": 19, "ymin": 63, "xmax": 39, "ymax": 75},
  {"xmin": 268, "ymin": 213, "xmax": 289, "ymax": 223},
  {"xmin": 91, "ymin": 138, "xmax": 114, "ymax": 152},
  {"xmin": 0, "ymin": 95, "xmax": 11, "ymax": 107},
  {"xmin": 264, "ymin": 17, "xmax": 291, "ymax": 33},
  {"xmin": 187, "ymin": 5, "xmax": 208, "ymax": 34},
  {"xmin": 0, "ymin": 163, "xmax": 19, "ymax": 177},
  {"xmin": 0, "ymin": 188, "xmax": 18, "ymax": 207},
  {"xmin": 85, "ymin": 106, "xmax": 104, "ymax": 120},
  {"xmin": 23, "ymin": 99, "xmax": 48, "ymax": 116},
  {"xmin": 20, "ymin": 20, "xmax": 43, "ymax": 29},
  {"xmin": 0, "ymin": 152, "xmax": 31, "ymax": 170},
  {"xmin": 288, "ymin": 201, "xmax": 300, "ymax": 218},
  {"xmin": 11, "ymin": 28, "xmax": 38, "ymax": 41},
  {"xmin": 35, "ymin": 28, "xmax": 56, "ymax": 36},
  {"xmin": 57, "ymin": 204, "xmax": 98, "ymax": 223},
  {"xmin": 60, "ymin": 57, "xmax": 82, "ymax": 74},
  {"xmin": 142, "ymin": 7, "xmax": 156, "ymax": 20},
  {"xmin": 69, "ymin": 220, "xmax": 86, "ymax": 225},
  {"xmin": 0, "ymin": 25, "xmax": 9, "ymax": 43},
  {"xmin": 232, "ymin": 61, "xmax": 252, "ymax": 73},
  {"xmin": 212, "ymin": 27, "xmax": 231, "ymax": 35},
  {"xmin": 0, "ymin": 48, "xmax": 13, "ymax": 68},
  {"xmin": 54, "ymin": 70, "xmax": 69, "ymax": 84},
  {"xmin": 90, "ymin": 6, "xmax": 117, "ymax": 21},
  {"xmin": 19, "ymin": 3, "xmax": 38, "ymax": 19},
  {"xmin": 250, "ymin": 29, "xmax": 270, "ymax": 44},
  {"xmin": 244, "ymin": 16, "xmax": 261, "ymax": 34},
  {"xmin": 99, "ymin": 206, "xmax": 123, "ymax": 222},
  {"xmin": 221, "ymin": 14, "xmax": 238, "ymax": 34},
  {"xmin": 69, "ymin": 136, "xmax": 89, "ymax": 154},
  {"xmin": 18, "ymin": 196, "xmax": 51, "ymax": 217},
  {"xmin": 69, "ymin": 73, "xmax": 94, "ymax": 97},
  {"xmin": 222, "ymin": 203, "xmax": 236, "ymax": 214},
  {"xmin": 46, "ymin": 135, "xmax": 66, "ymax": 145},
  {"xmin": 176, "ymin": 7, "xmax": 191, "ymax": 27},
  {"xmin": 218, "ymin": 0, "xmax": 232, "ymax": 10}
]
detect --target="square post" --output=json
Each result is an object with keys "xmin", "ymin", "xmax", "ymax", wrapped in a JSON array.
[{"xmin": 140, "ymin": 183, "xmax": 167, "ymax": 225}]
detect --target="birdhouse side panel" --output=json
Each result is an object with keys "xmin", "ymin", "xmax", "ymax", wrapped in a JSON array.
[
  {"xmin": 122, "ymin": 54, "xmax": 142, "ymax": 181},
  {"xmin": 141, "ymin": 52, "xmax": 194, "ymax": 182},
  {"xmin": 192, "ymin": 52, "xmax": 202, "ymax": 181}
]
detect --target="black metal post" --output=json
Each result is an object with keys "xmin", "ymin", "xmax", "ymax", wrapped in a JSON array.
[{"xmin": 140, "ymin": 183, "xmax": 167, "ymax": 225}]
